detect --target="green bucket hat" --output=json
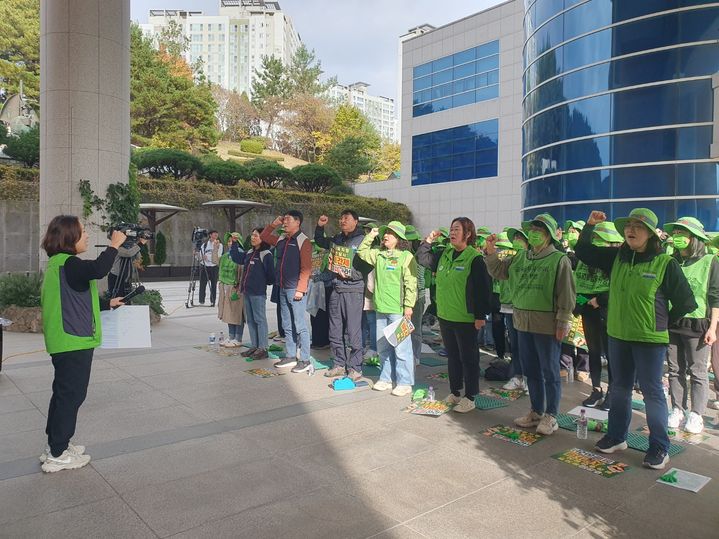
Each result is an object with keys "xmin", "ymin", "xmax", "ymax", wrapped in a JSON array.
[
  {"xmin": 565, "ymin": 220, "xmax": 585, "ymax": 232},
  {"xmin": 438, "ymin": 226, "xmax": 449, "ymax": 238},
  {"xmin": 495, "ymin": 231, "xmax": 512, "ymax": 249},
  {"xmin": 614, "ymin": 208, "xmax": 659, "ymax": 238},
  {"xmin": 664, "ymin": 216, "xmax": 709, "ymax": 242},
  {"xmin": 404, "ymin": 225, "xmax": 420, "ymax": 241},
  {"xmin": 476, "ymin": 226, "xmax": 492, "ymax": 238},
  {"xmin": 363, "ymin": 221, "xmax": 379, "ymax": 230},
  {"xmin": 378, "ymin": 221, "xmax": 407, "ymax": 240},
  {"xmin": 224, "ymin": 231, "xmax": 242, "ymax": 243},
  {"xmin": 593, "ymin": 222, "xmax": 623, "ymax": 244},
  {"xmin": 506, "ymin": 227, "xmax": 528, "ymax": 242},
  {"xmin": 522, "ymin": 213, "xmax": 561, "ymax": 242}
]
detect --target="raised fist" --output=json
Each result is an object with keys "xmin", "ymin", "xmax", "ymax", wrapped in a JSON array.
[
  {"xmin": 317, "ymin": 215, "xmax": 329, "ymax": 227},
  {"xmin": 271, "ymin": 215, "xmax": 284, "ymax": 227},
  {"xmin": 587, "ymin": 211, "xmax": 606, "ymax": 226},
  {"xmin": 425, "ymin": 230, "xmax": 439, "ymax": 244}
]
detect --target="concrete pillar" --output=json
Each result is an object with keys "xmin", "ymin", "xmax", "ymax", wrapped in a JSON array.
[{"xmin": 39, "ymin": 0, "xmax": 130, "ymax": 265}]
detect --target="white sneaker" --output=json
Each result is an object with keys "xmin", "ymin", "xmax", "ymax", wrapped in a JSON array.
[
  {"xmin": 503, "ymin": 376, "xmax": 526, "ymax": 391},
  {"xmin": 514, "ymin": 410, "xmax": 543, "ymax": 428},
  {"xmin": 39, "ymin": 442, "xmax": 86, "ymax": 463},
  {"xmin": 684, "ymin": 411, "xmax": 704, "ymax": 434},
  {"xmin": 373, "ymin": 380, "xmax": 392, "ymax": 391},
  {"xmin": 667, "ymin": 407, "xmax": 685, "ymax": 429},
  {"xmin": 444, "ymin": 394, "xmax": 462, "ymax": 405},
  {"xmin": 453, "ymin": 397, "xmax": 475, "ymax": 413},
  {"xmin": 536, "ymin": 414, "xmax": 558, "ymax": 435},
  {"xmin": 391, "ymin": 385, "xmax": 413, "ymax": 397},
  {"xmin": 41, "ymin": 449, "xmax": 91, "ymax": 473}
]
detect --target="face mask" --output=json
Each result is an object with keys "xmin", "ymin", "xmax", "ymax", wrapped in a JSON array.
[
  {"xmin": 528, "ymin": 230, "xmax": 546, "ymax": 248},
  {"xmin": 566, "ymin": 231, "xmax": 579, "ymax": 248},
  {"xmin": 512, "ymin": 240, "xmax": 526, "ymax": 251},
  {"xmin": 672, "ymin": 235, "xmax": 690, "ymax": 250},
  {"xmin": 592, "ymin": 238, "xmax": 610, "ymax": 248}
]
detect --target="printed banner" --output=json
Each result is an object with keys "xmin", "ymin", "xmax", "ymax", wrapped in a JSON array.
[
  {"xmin": 562, "ymin": 315, "xmax": 588, "ymax": 351},
  {"xmin": 383, "ymin": 317, "xmax": 415, "ymax": 347},
  {"xmin": 409, "ymin": 399, "xmax": 453, "ymax": 416},
  {"xmin": 482, "ymin": 425, "xmax": 543, "ymax": 446},
  {"xmin": 328, "ymin": 243, "xmax": 355, "ymax": 278},
  {"xmin": 552, "ymin": 448, "xmax": 630, "ymax": 478},
  {"xmin": 311, "ymin": 249, "xmax": 325, "ymax": 276}
]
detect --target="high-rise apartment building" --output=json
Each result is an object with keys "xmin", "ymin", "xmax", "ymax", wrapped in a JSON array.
[
  {"xmin": 328, "ymin": 82, "xmax": 398, "ymax": 142},
  {"xmin": 141, "ymin": 0, "xmax": 301, "ymax": 96}
]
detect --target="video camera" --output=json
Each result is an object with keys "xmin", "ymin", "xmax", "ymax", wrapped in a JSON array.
[
  {"xmin": 108, "ymin": 223, "xmax": 154, "ymax": 249},
  {"xmin": 192, "ymin": 227, "xmax": 209, "ymax": 250}
]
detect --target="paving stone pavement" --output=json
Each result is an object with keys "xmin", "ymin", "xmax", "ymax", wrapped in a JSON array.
[{"xmin": 0, "ymin": 281, "xmax": 717, "ymax": 538}]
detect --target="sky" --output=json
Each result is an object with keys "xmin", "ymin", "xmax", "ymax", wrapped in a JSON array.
[{"xmin": 131, "ymin": 0, "xmax": 504, "ymax": 101}]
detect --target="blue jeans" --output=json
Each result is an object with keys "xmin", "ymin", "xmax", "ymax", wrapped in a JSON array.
[
  {"xmin": 227, "ymin": 323, "xmax": 244, "ymax": 342},
  {"xmin": 279, "ymin": 288, "xmax": 310, "ymax": 361},
  {"xmin": 376, "ymin": 313, "xmax": 414, "ymax": 386},
  {"xmin": 363, "ymin": 310, "xmax": 377, "ymax": 351},
  {"xmin": 607, "ymin": 337, "xmax": 670, "ymax": 452},
  {"xmin": 244, "ymin": 294, "xmax": 268, "ymax": 350},
  {"xmin": 478, "ymin": 316, "xmax": 495, "ymax": 346},
  {"xmin": 517, "ymin": 330, "xmax": 561, "ymax": 415},
  {"xmin": 505, "ymin": 314, "xmax": 523, "ymax": 378}
]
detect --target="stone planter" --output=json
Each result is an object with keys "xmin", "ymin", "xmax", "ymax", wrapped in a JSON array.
[{"xmin": 0, "ymin": 306, "xmax": 42, "ymax": 333}]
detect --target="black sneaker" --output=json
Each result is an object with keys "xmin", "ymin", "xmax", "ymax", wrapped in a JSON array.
[
  {"xmin": 595, "ymin": 435, "xmax": 628, "ymax": 454},
  {"xmin": 598, "ymin": 392, "xmax": 611, "ymax": 411},
  {"xmin": 582, "ymin": 388, "xmax": 604, "ymax": 408},
  {"xmin": 643, "ymin": 446, "xmax": 669, "ymax": 470},
  {"xmin": 241, "ymin": 347, "xmax": 258, "ymax": 358},
  {"xmin": 251, "ymin": 348, "xmax": 268, "ymax": 360},
  {"xmin": 274, "ymin": 357, "xmax": 297, "ymax": 369},
  {"xmin": 291, "ymin": 361, "xmax": 312, "ymax": 373}
]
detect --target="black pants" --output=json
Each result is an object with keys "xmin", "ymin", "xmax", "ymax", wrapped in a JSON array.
[
  {"xmin": 47, "ymin": 348, "xmax": 94, "ymax": 457},
  {"xmin": 311, "ymin": 288, "xmax": 331, "ymax": 347},
  {"xmin": 199, "ymin": 265, "xmax": 219, "ymax": 304},
  {"xmin": 440, "ymin": 318, "xmax": 480, "ymax": 399},
  {"xmin": 582, "ymin": 307, "xmax": 611, "ymax": 389},
  {"xmin": 328, "ymin": 289, "xmax": 364, "ymax": 372},
  {"xmin": 491, "ymin": 313, "xmax": 506, "ymax": 358}
]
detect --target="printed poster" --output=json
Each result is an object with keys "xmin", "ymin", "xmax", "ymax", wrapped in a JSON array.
[
  {"xmin": 562, "ymin": 315, "xmax": 588, "ymax": 351},
  {"xmin": 482, "ymin": 425, "xmax": 543, "ymax": 446},
  {"xmin": 328, "ymin": 243, "xmax": 355, "ymax": 278},
  {"xmin": 311, "ymin": 249, "xmax": 325, "ymax": 276},
  {"xmin": 100, "ymin": 305, "xmax": 152, "ymax": 349},
  {"xmin": 409, "ymin": 399, "xmax": 453, "ymax": 416},
  {"xmin": 480, "ymin": 388, "xmax": 525, "ymax": 401},
  {"xmin": 383, "ymin": 317, "xmax": 415, "ymax": 347},
  {"xmin": 553, "ymin": 447, "xmax": 630, "ymax": 478}
]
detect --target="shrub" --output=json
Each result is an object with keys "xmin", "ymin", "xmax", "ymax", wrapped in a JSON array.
[
  {"xmin": 0, "ymin": 272, "xmax": 43, "ymax": 308},
  {"xmin": 140, "ymin": 242, "xmax": 151, "ymax": 268},
  {"xmin": 327, "ymin": 182, "xmax": 354, "ymax": 196},
  {"xmin": 154, "ymin": 231, "xmax": 167, "ymax": 265},
  {"xmin": 227, "ymin": 150, "xmax": 283, "ymax": 161},
  {"xmin": 239, "ymin": 138, "xmax": 264, "ymax": 154},
  {"xmin": 288, "ymin": 164, "xmax": 342, "ymax": 193},
  {"xmin": 132, "ymin": 289, "xmax": 167, "ymax": 315},
  {"xmin": 245, "ymin": 159, "xmax": 293, "ymax": 189},
  {"xmin": 132, "ymin": 148, "xmax": 202, "ymax": 179},
  {"xmin": 3, "ymin": 126, "xmax": 40, "ymax": 168},
  {"xmin": 201, "ymin": 160, "xmax": 248, "ymax": 185}
]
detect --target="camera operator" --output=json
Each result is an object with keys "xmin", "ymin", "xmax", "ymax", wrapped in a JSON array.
[
  {"xmin": 39, "ymin": 215, "xmax": 126, "ymax": 473},
  {"xmin": 108, "ymin": 234, "xmax": 148, "ymax": 300},
  {"xmin": 198, "ymin": 229, "xmax": 222, "ymax": 306}
]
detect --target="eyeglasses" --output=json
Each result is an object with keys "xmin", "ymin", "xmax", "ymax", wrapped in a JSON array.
[{"xmin": 623, "ymin": 222, "xmax": 645, "ymax": 231}]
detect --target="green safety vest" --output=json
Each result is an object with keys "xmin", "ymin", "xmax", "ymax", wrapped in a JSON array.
[
  {"xmin": 374, "ymin": 250, "xmax": 415, "ymax": 314},
  {"xmin": 436, "ymin": 246, "xmax": 480, "ymax": 323},
  {"xmin": 680, "ymin": 254, "xmax": 713, "ymax": 319},
  {"xmin": 41, "ymin": 253, "xmax": 102, "ymax": 355},
  {"xmin": 509, "ymin": 250, "xmax": 564, "ymax": 312},
  {"xmin": 499, "ymin": 278, "xmax": 513, "ymax": 305},
  {"xmin": 219, "ymin": 253, "xmax": 239, "ymax": 285},
  {"xmin": 574, "ymin": 261, "xmax": 610, "ymax": 295},
  {"xmin": 607, "ymin": 253, "xmax": 672, "ymax": 343}
]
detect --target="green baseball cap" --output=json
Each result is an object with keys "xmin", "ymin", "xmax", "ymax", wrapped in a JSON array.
[
  {"xmin": 614, "ymin": 208, "xmax": 659, "ymax": 238},
  {"xmin": 664, "ymin": 216, "xmax": 709, "ymax": 242},
  {"xmin": 522, "ymin": 213, "xmax": 561, "ymax": 242},
  {"xmin": 506, "ymin": 227, "xmax": 528, "ymax": 242},
  {"xmin": 593, "ymin": 222, "xmax": 623, "ymax": 243},
  {"xmin": 495, "ymin": 231, "xmax": 512, "ymax": 249},
  {"xmin": 378, "ymin": 221, "xmax": 407, "ymax": 240},
  {"xmin": 565, "ymin": 220, "xmax": 585, "ymax": 232},
  {"xmin": 404, "ymin": 224, "xmax": 420, "ymax": 241}
]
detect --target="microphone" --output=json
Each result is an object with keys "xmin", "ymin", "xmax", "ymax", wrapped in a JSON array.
[{"xmin": 120, "ymin": 285, "xmax": 146, "ymax": 303}]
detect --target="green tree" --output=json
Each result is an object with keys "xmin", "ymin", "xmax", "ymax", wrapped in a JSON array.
[
  {"xmin": 277, "ymin": 93, "xmax": 334, "ymax": 162},
  {"xmin": 288, "ymin": 163, "xmax": 341, "ymax": 193},
  {"xmin": 324, "ymin": 136, "xmax": 372, "ymax": 181},
  {"xmin": 0, "ymin": 0, "xmax": 40, "ymax": 103},
  {"xmin": 130, "ymin": 24, "xmax": 218, "ymax": 153},
  {"xmin": 245, "ymin": 159, "xmax": 293, "ymax": 189},
  {"xmin": 370, "ymin": 142, "xmax": 401, "ymax": 180},
  {"xmin": 0, "ymin": 122, "xmax": 8, "ymax": 144},
  {"xmin": 327, "ymin": 104, "xmax": 381, "ymax": 150},
  {"xmin": 154, "ymin": 231, "xmax": 167, "ymax": 265},
  {"xmin": 251, "ymin": 55, "xmax": 290, "ymax": 140},
  {"xmin": 287, "ymin": 45, "xmax": 335, "ymax": 97},
  {"xmin": 3, "ymin": 125, "xmax": 39, "ymax": 167}
]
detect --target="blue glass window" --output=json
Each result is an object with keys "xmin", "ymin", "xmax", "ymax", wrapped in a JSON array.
[
  {"xmin": 411, "ymin": 120, "xmax": 499, "ymax": 186},
  {"xmin": 412, "ymin": 40, "xmax": 500, "ymax": 117}
]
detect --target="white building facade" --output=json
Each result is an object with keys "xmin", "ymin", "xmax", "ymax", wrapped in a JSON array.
[
  {"xmin": 328, "ymin": 82, "xmax": 398, "ymax": 142},
  {"xmin": 142, "ymin": 0, "xmax": 301, "ymax": 96},
  {"xmin": 355, "ymin": 0, "xmax": 523, "ymax": 235}
]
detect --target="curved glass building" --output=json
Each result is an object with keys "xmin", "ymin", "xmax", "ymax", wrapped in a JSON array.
[{"xmin": 521, "ymin": 1, "xmax": 719, "ymax": 227}]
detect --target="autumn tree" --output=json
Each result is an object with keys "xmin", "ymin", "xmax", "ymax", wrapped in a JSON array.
[
  {"xmin": 212, "ymin": 87, "xmax": 260, "ymax": 142},
  {"xmin": 277, "ymin": 93, "xmax": 334, "ymax": 162},
  {"xmin": 0, "ymin": 0, "xmax": 40, "ymax": 103}
]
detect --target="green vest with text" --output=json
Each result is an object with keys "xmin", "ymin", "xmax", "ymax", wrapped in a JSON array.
[
  {"xmin": 607, "ymin": 253, "xmax": 672, "ymax": 343},
  {"xmin": 436, "ymin": 246, "xmax": 479, "ymax": 323},
  {"xmin": 374, "ymin": 250, "xmax": 414, "ymax": 314},
  {"xmin": 219, "ymin": 253, "xmax": 239, "ymax": 285},
  {"xmin": 574, "ymin": 261, "xmax": 610, "ymax": 295},
  {"xmin": 680, "ymin": 254, "xmax": 712, "ymax": 319},
  {"xmin": 509, "ymin": 250, "xmax": 564, "ymax": 312},
  {"xmin": 41, "ymin": 253, "xmax": 102, "ymax": 355}
]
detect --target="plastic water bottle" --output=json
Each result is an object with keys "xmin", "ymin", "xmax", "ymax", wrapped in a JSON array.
[
  {"xmin": 219, "ymin": 330, "xmax": 225, "ymax": 346},
  {"xmin": 209, "ymin": 333, "xmax": 216, "ymax": 349},
  {"xmin": 567, "ymin": 365, "xmax": 574, "ymax": 384},
  {"xmin": 427, "ymin": 386, "xmax": 435, "ymax": 401},
  {"xmin": 577, "ymin": 409, "xmax": 588, "ymax": 440}
]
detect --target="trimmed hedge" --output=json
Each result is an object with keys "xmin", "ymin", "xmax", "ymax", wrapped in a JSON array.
[
  {"xmin": 132, "ymin": 148, "xmax": 202, "ymax": 179},
  {"xmin": 201, "ymin": 160, "xmax": 248, "ymax": 185},
  {"xmin": 289, "ymin": 164, "xmax": 342, "ymax": 193},
  {"xmin": 227, "ymin": 150, "xmax": 284, "ymax": 162},
  {"xmin": 239, "ymin": 139, "xmax": 264, "ymax": 154}
]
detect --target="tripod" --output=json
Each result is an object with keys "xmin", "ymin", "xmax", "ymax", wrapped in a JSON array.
[
  {"xmin": 185, "ymin": 244, "xmax": 211, "ymax": 308},
  {"xmin": 108, "ymin": 250, "xmax": 142, "ymax": 301}
]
